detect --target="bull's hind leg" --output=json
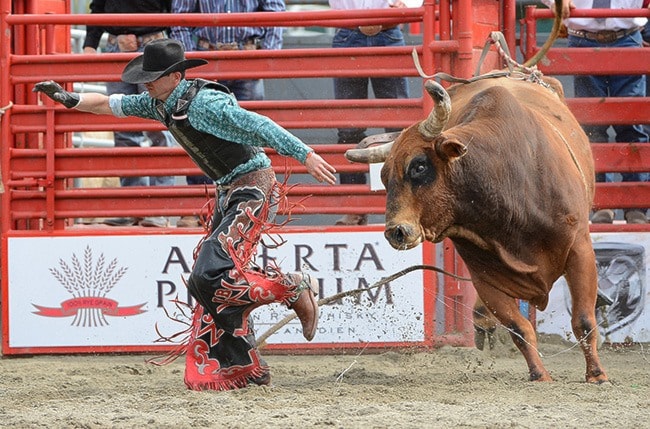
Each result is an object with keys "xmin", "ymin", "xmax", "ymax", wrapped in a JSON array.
[
  {"xmin": 473, "ymin": 296, "xmax": 497, "ymax": 350},
  {"xmin": 473, "ymin": 283, "xmax": 551, "ymax": 381},
  {"xmin": 564, "ymin": 233, "xmax": 609, "ymax": 383}
]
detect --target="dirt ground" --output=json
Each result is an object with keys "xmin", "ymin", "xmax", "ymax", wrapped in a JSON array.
[{"xmin": 0, "ymin": 333, "xmax": 648, "ymax": 429}]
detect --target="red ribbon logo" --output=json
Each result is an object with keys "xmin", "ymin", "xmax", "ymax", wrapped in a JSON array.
[{"xmin": 33, "ymin": 297, "xmax": 146, "ymax": 318}]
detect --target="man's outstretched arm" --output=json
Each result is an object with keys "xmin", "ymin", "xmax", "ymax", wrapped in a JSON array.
[{"xmin": 33, "ymin": 81, "xmax": 113, "ymax": 115}]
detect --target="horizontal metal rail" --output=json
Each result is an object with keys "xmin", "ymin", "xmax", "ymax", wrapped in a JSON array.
[
  {"xmin": 5, "ymin": 144, "xmax": 650, "ymax": 221},
  {"xmin": 5, "ymin": 9, "xmax": 423, "ymax": 27},
  {"xmin": 7, "ymin": 142, "xmax": 650, "ymax": 179},
  {"xmin": 9, "ymin": 46, "xmax": 427, "ymax": 83},
  {"xmin": 11, "ymin": 95, "xmax": 650, "ymax": 133},
  {"xmin": 11, "ymin": 98, "xmax": 425, "ymax": 132}
]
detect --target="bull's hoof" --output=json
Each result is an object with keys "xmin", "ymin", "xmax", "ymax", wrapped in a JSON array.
[
  {"xmin": 589, "ymin": 379, "xmax": 612, "ymax": 386},
  {"xmin": 586, "ymin": 373, "xmax": 609, "ymax": 384},
  {"xmin": 474, "ymin": 328, "xmax": 496, "ymax": 351},
  {"xmin": 474, "ymin": 330, "xmax": 486, "ymax": 351},
  {"xmin": 529, "ymin": 371, "xmax": 552, "ymax": 382},
  {"xmin": 487, "ymin": 332, "xmax": 496, "ymax": 350}
]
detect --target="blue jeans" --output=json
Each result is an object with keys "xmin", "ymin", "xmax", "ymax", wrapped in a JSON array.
[
  {"xmin": 643, "ymin": 25, "xmax": 650, "ymax": 154},
  {"xmin": 332, "ymin": 27, "xmax": 410, "ymax": 184},
  {"xmin": 569, "ymin": 31, "xmax": 648, "ymax": 183},
  {"xmin": 105, "ymin": 39, "xmax": 175, "ymax": 187}
]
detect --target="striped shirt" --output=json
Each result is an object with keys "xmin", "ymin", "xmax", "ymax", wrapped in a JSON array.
[
  {"xmin": 541, "ymin": 0, "xmax": 647, "ymax": 32},
  {"xmin": 110, "ymin": 79, "xmax": 312, "ymax": 184},
  {"xmin": 329, "ymin": 0, "xmax": 393, "ymax": 9},
  {"xmin": 170, "ymin": 0, "xmax": 285, "ymax": 51}
]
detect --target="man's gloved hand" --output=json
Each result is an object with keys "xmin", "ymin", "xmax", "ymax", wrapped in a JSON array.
[{"xmin": 33, "ymin": 81, "xmax": 81, "ymax": 109}]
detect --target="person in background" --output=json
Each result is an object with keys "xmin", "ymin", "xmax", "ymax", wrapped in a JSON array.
[
  {"xmin": 328, "ymin": 0, "xmax": 410, "ymax": 226},
  {"xmin": 83, "ymin": 0, "xmax": 175, "ymax": 228},
  {"xmin": 642, "ymin": 1, "xmax": 650, "ymax": 147},
  {"xmin": 34, "ymin": 39, "xmax": 337, "ymax": 390},
  {"xmin": 543, "ymin": 0, "xmax": 649, "ymax": 224},
  {"xmin": 170, "ymin": 0, "xmax": 285, "ymax": 228}
]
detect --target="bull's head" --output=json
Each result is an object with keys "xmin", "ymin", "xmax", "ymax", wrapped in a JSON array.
[{"xmin": 345, "ymin": 80, "xmax": 468, "ymax": 250}]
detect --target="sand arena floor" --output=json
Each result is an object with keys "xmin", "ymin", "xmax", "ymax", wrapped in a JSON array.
[{"xmin": 0, "ymin": 332, "xmax": 648, "ymax": 428}]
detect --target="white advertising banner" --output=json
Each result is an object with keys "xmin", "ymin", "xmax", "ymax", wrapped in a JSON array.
[
  {"xmin": 538, "ymin": 232, "xmax": 650, "ymax": 343},
  {"xmin": 369, "ymin": 163, "xmax": 385, "ymax": 191},
  {"xmin": 5, "ymin": 230, "xmax": 428, "ymax": 353}
]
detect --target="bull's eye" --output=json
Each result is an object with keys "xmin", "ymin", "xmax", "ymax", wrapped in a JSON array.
[{"xmin": 407, "ymin": 154, "xmax": 435, "ymax": 186}]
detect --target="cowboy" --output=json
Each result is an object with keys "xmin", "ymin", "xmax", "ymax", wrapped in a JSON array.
[{"xmin": 34, "ymin": 38, "xmax": 337, "ymax": 390}]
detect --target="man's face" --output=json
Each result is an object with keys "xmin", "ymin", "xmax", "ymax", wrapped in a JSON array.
[{"xmin": 144, "ymin": 72, "xmax": 180, "ymax": 101}]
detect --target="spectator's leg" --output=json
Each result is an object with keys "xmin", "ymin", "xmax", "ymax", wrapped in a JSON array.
[
  {"xmin": 369, "ymin": 27, "xmax": 410, "ymax": 111},
  {"xmin": 221, "ymin": 79, "xmax": 264, "ymax": 101},
  {"xmin": 177, "ymin": 173, "xmax": 211, "ymax": 227},
  {"xmin": 573, "ymin": 61, "xmax": 613, "ymax": 222},
  {"xmin": 107, "ymin": 80, "xmax": 149, "ymax": 188},
  {"xmin": 608, "ymin": 38, "xmax": 648, "ymax": 222},
  {"xmin": 146, "ymin": 130, "xmax": 176, "ymax": 187},
  {"xmin": 332, "ymin": 29, "xmax": 371, "ymax": 187}
]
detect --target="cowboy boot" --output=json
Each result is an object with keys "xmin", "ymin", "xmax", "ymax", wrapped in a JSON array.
[{"xmin": 287, "ymin": 273, "xmax": 319, "ymax": 341}]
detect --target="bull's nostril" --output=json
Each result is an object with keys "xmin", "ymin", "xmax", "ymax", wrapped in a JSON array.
[
  {"xmin": 386, "ymin": 224, "xmax": 408, "ymax": 245},
  {"xmin": 395, "ymin": 226, "xmax": 406, "ymax": 243}
]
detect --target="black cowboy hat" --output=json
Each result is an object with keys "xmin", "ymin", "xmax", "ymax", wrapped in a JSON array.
[{"xmin": 121, "ymin": 39, "xmax": 208, "ymax": 84}]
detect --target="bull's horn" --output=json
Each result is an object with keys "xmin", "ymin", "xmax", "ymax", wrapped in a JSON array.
[
  {"xmin": 418, "ymin": 80, "xmax": 451, "ymax": 138},
  {"xmin": 345, "ymin": 142, "xmax": 394, "ymax": 164}
]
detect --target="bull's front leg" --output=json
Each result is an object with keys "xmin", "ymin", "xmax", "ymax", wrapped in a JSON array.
[{"xmin": 474, "ymin": 283, "xmax": 552, "ymax": 381}]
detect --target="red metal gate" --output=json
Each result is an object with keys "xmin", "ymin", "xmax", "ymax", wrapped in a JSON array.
[
  {"xmin": 522, "ymin": 6, "xmax": 650, "ymax": 227},
  {"xmin": 3, "ymin": 0, "xmax": 648, "ymax": 355}
]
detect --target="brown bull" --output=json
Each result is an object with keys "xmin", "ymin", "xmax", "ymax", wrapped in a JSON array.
[{"xmin": 346, "ymin": 76, "xmax": 608, "ymax": 383}]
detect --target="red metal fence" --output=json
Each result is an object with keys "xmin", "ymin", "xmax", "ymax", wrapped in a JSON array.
[
  {"xmin": 0, "ymin": 0, "xmax": 510, "ymax": 233},
  {"xmin": 2, "ymin": 0, "xmax": 650, "ymax": 349},
  {"xmin": 522, "ymin": 6, "xmax": 650, "ymax": 232}
]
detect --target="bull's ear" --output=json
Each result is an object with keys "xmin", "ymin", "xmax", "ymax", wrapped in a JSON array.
[{"xmin": 435, "ymin": 137, "xmax": 468, "ymax": 161}]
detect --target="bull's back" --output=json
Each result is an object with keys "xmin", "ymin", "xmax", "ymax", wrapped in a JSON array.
[{"xmin": 446, "ymin": 76, "xmax": 595, "ymax": 200}]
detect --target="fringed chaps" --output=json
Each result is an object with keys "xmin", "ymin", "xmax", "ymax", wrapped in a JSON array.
[{"xmin": 183, "ymin": 168, "xmax": 297, "ymax": 391}]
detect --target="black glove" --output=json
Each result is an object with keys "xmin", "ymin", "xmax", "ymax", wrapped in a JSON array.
[{"xmin": 33, "ymin": 81, "xmax": 80, "ymax": 109}]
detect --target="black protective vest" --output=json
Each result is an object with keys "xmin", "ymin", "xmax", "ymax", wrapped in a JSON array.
[{"xmin": 161, "ymin": 79, "xmax": 262, "ymax": 181}]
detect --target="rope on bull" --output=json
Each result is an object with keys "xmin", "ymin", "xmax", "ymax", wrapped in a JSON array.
[
  {"xmin": 522, "ymin": 0, "xmax": 565, "ymax": 68},
  {"xmin": 256, "ymin": 264, "xmax": 471, "ymax": 348},
  {"xmin": 412, "ymin": 0, "xmax": 563, "ymax": 83}
]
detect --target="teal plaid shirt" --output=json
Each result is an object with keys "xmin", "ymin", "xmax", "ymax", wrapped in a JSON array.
[{"xmin": 113, "ymin": 79, "xmax": 312, "ymax": 184}]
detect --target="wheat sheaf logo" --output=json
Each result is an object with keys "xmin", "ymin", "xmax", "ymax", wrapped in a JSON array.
[{"xmin": 33, "ymin": 245, "xmax": 146, "ymax": 327}]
